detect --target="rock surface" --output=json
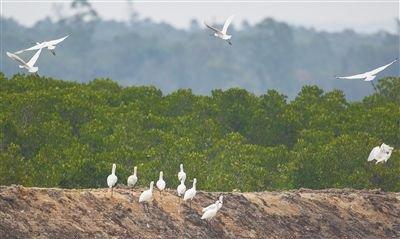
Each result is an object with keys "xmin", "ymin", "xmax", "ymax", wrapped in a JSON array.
[{"xmin": 0, "ymin": 186, "xmax": 399, "ymax": 238}]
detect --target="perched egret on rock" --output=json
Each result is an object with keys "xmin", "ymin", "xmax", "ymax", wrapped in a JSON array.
[
  {"xmin": 15, "ymin": 35, "xmax": 69, "ymax": 56},
  {"xmin": 178, "ymin": 164, "xmax": 186, "ymax": 182},
  {"xmin": 177, "ymin": 178, "xmax": 186, "ymax": 204},
  {"xmin": 127, "ymin": 166, "xmax": 138, "ymax": 188},
  {"xmin": 156, "ymin": 171, "xmax": 166, "ymax": 199},
  {"xmin": 202, "ymin": 195, "xmax": 223, "ymax": 213},
  {"xmin": 201, "ymin": 200, "xmax": 222, "ymax": 222},
  {"xmin": 107, "ymin": 163, "xmax": 118, "ymax": 198},
  {"xmin": 139, "ymin": 181, "xmax": 154, "ymax": 212},
  {"xmin": 368, "ymin": 143, "xmax": 394, "ymax": 164},
  {"xmin": 336, "ymin": 59, "xmax": 398, "ymax": 91},
  {"xmin": 183, "ymin": 178, "xmax": 197, "ymax": 209},
  {"xmin": 6, "ymin": 48, "xmax": 43, "ymax": 73},
  {"xmin": 204, "ymin": 15, "xmax": 235, "ymax": 45}
]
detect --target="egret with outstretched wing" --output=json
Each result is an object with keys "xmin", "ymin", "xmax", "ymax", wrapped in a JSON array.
[
  {"xmin": 15, "ymin": 35, "xmax": 69, "ymax": 56},
  {"xmin": 7, "ymin": 48, "xmax": 43, "ymax": 73},
  {"xmin": 204, "ymin": 15, "xmax": 235, "ymax": 45}
]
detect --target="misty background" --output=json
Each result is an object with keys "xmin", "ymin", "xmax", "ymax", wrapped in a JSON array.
[{"xmin": 1, "ymin": 0, "xmax": 399, "ymax": 100}]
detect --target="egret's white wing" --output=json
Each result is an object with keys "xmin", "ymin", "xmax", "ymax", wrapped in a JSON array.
[
  {"xmin": 364, "ymin": 75, "xmax": 376, "ymax": 82},
  {"xmin": 26, "ymin": 48, "xmax": 43, "ymax": 67},
  {"xmin": 367, "ymin": 146, "xmax": 380, "ymax": 161},
  {"xmin": 6, "ymin": 52, "xmax": 29, "ymax": 67},
  {"xmin": 204, "ymin": 22, "xmax": 221, "ymax": 33},
  {"xmin": 365, "ymin": 59, "xmax": 398, "ymax": 76},
  {"xmin": 336, "ymin": 73, "xmax": 367, "ymax": 80},
  {"xmin": 47, "ymin": 35, "xmax": 69, "ymax": 46},
  {"xmin": 14, "ymin": 43, "xmax": 44, "ymax": 54},
  {"xmin": 222, "ymin": 15, "xmax": 235, "ymax": 34}
]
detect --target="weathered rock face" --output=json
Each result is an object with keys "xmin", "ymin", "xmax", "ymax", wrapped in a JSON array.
[{"xmin": 0, "ymin": 186, "xmax": 399, "ymax": 239}]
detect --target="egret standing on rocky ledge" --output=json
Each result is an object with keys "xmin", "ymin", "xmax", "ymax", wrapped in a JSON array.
[
  {"xmin": 139, "ymin": 181, "xmax": 154, "ymax": 212},
  {"xmin": 127, "ymin": 166, "xmax": 138, "ymax": 188},
  {"xmin": 156, "ymin": 171, "xmax": 166, "ymax": 199},
  {"xmin": 107, "ymin": 163, "xmax": 118, "ymax": 198},
  {"xmin": 184, "ymin": 178, "xmax": 197, "ymax": 209}
]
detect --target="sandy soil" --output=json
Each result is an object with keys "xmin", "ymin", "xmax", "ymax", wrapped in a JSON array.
[{"xmin": 0, "ymin": 186, "xmax": 399, "ymax": 239}]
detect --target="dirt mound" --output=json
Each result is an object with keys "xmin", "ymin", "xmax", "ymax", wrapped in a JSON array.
[{"xmin": 0, "ymin": 186, "xmax": 399, "ymax": 238}]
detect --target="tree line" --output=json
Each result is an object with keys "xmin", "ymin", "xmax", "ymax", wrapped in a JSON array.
[{"xmin": 0, "ymin": 73, "xmax": 399, "ymax": 191}]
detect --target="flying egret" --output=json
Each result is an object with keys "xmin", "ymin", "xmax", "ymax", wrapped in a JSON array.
[
  {"xmin": 336, "ymin": 59, "xmax": 398, "ymax": 91},
  {"xmin": 139, "ymin": 181, "xmax": 154, "ymax": 212},
  {"xmin": 367, "ymin": 143, "xmax": 394, "ymax": 164},
  {"xmin": 178, "ymin": 164, "xmax": 186, "ymax": 182},
  {"xmin": 204, "ymin": 15, "xmax": 235, "ymax": 45},
  {"xmin": 183, "ymin": 178, "xmax": 197, "ymax": 209},
  {"xmin": 6, "ymin": 48, "xmax": 43, "ymax": 73},
  {"xmin": 127, "ymin": 166, "xmax": 138, "ymax": 188},
  {"xmin": 156, "ymin": 171, "xmax": 166, "ymax": 199},
  {"xmin": 177, "ymin": 178, "xmax": 186, "ymax": 204},
  {"xmin": 15, "ymin": 35, "xmax": 69, "ymax": 56},
  {"xmin": 107, "ymin": 163, "xmax": 118, "ymax": 198}
]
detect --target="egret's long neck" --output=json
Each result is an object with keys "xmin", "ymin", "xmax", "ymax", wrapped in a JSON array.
[
  {"xmin": 193, "ymin": 182, "xmax": 196, "ymax": 190},
  {"xmin": 134, "ymin": 168, "xmax": 137, "ymax": 175},
  {"xmin": 159, "ymin": 174, "xmax": 163, "ymax": 180},
  {"xmin": 112, "ymin": 166, "xmax": 116, "ymax": 175},
  {"xmin": 150, "ymin": 184, "xmax": 153, "ymax": 191},
  {"xmin": 180, "ymin": 165, "xmax": 183, "ymax": 172}
]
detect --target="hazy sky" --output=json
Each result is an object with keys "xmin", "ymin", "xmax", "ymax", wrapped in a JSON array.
[{"xmin": 1, "ymin": 1, "xmax": 399, "ymax": 33}]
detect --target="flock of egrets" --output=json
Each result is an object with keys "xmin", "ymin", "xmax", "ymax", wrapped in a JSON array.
[
  {"xmin": 107, "ymin": 163, "xmax": 223, "ymax": 222},
  {"xmin": 4, "ymin": 14, "xmax": 397, "ymax": 224}
]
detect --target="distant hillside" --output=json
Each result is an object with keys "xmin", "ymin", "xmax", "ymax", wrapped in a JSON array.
[
  {"xmin": 0, "ymin": 186, "xmax": 399, "ymax": 238},
  {"xmin": 2, "ymin": 16, "xmax": 398, "ymax": 100}
]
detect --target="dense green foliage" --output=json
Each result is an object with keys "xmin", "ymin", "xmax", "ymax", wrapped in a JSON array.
[
  {"xmin": 1, "ymin": 74, "xmax": 399, "ymax": 191},
  {"xmin": 2, "ymin": 1, "xmax": 398, "ymax": 100}
]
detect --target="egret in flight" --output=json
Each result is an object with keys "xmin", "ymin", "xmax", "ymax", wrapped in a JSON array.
[
  {"xmin": 15, "ymin": 35, "xmax": 69, "ymax": 56},
  {"xmin": 336, "ymin": 59, "xmax": 398, "ymax": 91},
  {"xmin": 204, "ymin": 15, "xmax": 235, "ymax": 45},
  {"xmin": 6, "ymin": 48, "xmax": 43, "ymax": 73}
]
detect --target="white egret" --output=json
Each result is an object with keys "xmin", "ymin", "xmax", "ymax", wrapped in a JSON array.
[
  {"xmin": 202, "ymin": 195, "xmax": 224, "ymax": 213},
  {"xmin": 127, "ymin": 166, "xmax": 138, "ymax": 188},
  {"xmin": 6, "ymin": 48, "xmax": 43, "ymax": 73},
  {"xmin": 156, "ymin": 171, "xmax": 166, "ymax": 197},
  {"xmin": 106, "ymin": 163, "xmax": 118, "ymax": 198},
  {"xmin": 177, "ymin": 178, "xmax": 186, "ymax": 204},
  {"xmin": 368, "ymin": 143, "xmax": 394, "ymax": 164},
  {"xmin": 139, "ymin": 181, "xmax": 154, "ymax": 212},
  {"xmin": 178, "ymin": 164, "xmax": 186, "ymax": 182},
  {"xmin": 201, "ymin": 201, "xmax": 222, "ymax": 221},
  {"xmin": 336, "ymin": 59, "xmax": 398, "ymax": 90},
  {"xmin": 15, "ymin": 35, "xmax": 69, "ymax": 56},
  {"xmin": 204, "ymin": 15, "xmax": 235, "ymax": 45},
  {"xmin": 183, "ymin": 178, "xmax": 197, "ymax": 209}
]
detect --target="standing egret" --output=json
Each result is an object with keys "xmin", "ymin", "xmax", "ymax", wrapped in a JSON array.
[
  {"xmin": 107, "ymin": 163, "xmax": 118, "ymax": 198},
  {"xmin": 204, "ymin": 15, "xmax": 235, "ymax": 45},
  {"xmin": 139, "ymin": 181, "xmax": 154, "ymax": 212},
  {"xmin": 336, "ymin": 59, "xmax": 398, "ymax": 91},
  {"xmin": 127, "ymin": 166, "xmax": 138, "ymax": 188},
  {"xmin": 183, "ymin": 178, "xmax": 197, "ymax": 209},
  {"xmin": 201, "ymin": 201, "xmax": 222, "ymax": 221},
  {"xmin": 6, "ymin": 48, "xmax": 43, "ymax": 73},
  {"xmin": 156, "ymin": 171, "xmax": 166, "ymax": 199},
  {"xmin": 15, "ymin": 35, "xmax": 69, "ymax": 56},
  {"xmin": 178, "ymin": 164, "xmax": 186, "ymax": 182},
  {"xmin": 202, "ymin": 195, "xmax": 224, "ymax": 213},
  {"xmin": 177, "ymin": 178, "xmax": 186, "ymax": 204}
]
